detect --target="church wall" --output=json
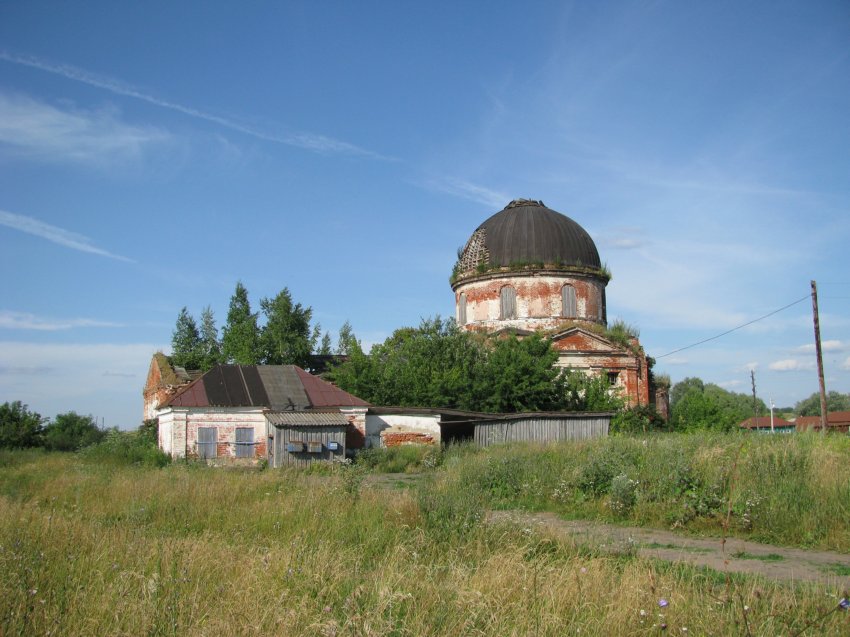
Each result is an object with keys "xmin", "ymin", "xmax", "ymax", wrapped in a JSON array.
[{"xmin": 455, "ymin": 272, "xmax": 606, "ymax": 332}]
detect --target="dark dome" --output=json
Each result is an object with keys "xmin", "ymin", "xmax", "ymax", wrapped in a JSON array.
[{"xmin": 458, "ymin": 199, "xmax": 601, "ymax": 272}]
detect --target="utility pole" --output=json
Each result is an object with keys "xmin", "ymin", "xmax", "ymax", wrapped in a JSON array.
[
  {"xmin": 811, "ymin": 280, "xmax": 828, "ymax": 434},
  {"xmin": 751, "ymin": 369, "xmax": 758, "ymax": 424}
]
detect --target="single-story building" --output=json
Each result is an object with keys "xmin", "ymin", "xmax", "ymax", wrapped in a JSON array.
[
  {"xmin": 795, "ymin": 412, "xmax": 850, "ymax": 434},
  {"xmin": 146, "ymin": 359, "xmax": 368, "ymax": 467},
  {"xmin": 738, "ymin": 416, "xmax": 795, "ymax": 433}
]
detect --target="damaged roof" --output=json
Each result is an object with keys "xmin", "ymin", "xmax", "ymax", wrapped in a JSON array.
[{"xmin": 164, "ymin": 364, "xmax": 368, "ymax": 409}]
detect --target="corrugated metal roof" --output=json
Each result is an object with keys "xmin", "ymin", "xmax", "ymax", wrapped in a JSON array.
[
  {"xmin": 259, "ymin": 366, "xmax": 311, "ymax": 410},
  {"xmin": 267, "ymin": 412, "xmax": 350, "ymax": 427},
  {"xmin": 162, "ymin": 364, "xmax": 367, "ymax": 409},
  {"xmin": 295, "ymin": 367, "xmax": 369, "ymax": 407}
]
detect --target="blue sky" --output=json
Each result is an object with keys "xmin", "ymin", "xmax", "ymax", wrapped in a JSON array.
[{"xmin": 1, "ymin": 1, "xmax": 848, "ymax": 427}]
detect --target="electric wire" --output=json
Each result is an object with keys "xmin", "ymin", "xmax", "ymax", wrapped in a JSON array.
[{"xmin": 656, "ymin": 295, "xmax": 811, "ymax": 359}]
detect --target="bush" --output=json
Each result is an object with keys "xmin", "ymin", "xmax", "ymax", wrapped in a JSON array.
[
  {"xmin": 43, "ymin": 412, "xmax": 105, "ymax": 452},
  {"xmin": 608, "ymin": 473, "xmax": 639, "ymax": 516},
  {"xmin": 78, "ymin": 430, "xmax": 170, "ymax": 467}
]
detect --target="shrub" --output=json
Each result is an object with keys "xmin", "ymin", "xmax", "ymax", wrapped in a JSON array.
[
  {"xmin": 78, "ymin": 429, "xmax": 170, "ymax": 467},
  {"xmin": 608, "ymin": 473, "xmax": 639, "ymax": 516}
]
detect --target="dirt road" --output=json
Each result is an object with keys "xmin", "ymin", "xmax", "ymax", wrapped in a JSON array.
[{"xmin": 488, "ymin": 510, "xmax": 850, "ymax": 587}]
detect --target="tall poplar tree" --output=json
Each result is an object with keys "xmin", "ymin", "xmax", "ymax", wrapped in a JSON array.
[
  {"xmin": 259, "ymin": 288, "xmax": 316, "ymax": 367},
  {"xmin": 199, "ymin": 305, "xmax": 223, "ymax": 370},
  {"xmin": 171, "ymin": 307, "xmax": 203, "ymax": 369},
  {"xmin": 221, "ymin": 282, "xmax": 261, "ymax": 364}
]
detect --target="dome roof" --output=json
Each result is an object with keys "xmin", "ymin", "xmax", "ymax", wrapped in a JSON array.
[{"xmin": 457, "ymin": 199, "xmax": 601, "ymax": 274}]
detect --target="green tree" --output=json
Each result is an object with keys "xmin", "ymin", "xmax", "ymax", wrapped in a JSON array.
[
  {"xmin": 794, "ymin": 390, "xmax": 850, "ymax": 416},
  {"xmin": 171, "ymin": 307, "xmax": 203, "ymax": 369},
  {"xmin": 318, "ymin": 331, "xmax": 333, "ymax": 355},
  {"xmin": 43, "ymin": 412, "xmax": 105, "ymax": 452},
  {"xmin": 221, "ymin": 281, "xmax": 261, "ymax": 364},
  {"xmin": 259, "ymin": 288, "xmax": 317, "ymax": 367},
  {"xmin": 670, "ymin": 378, "xmax": 763, "ymax": 431},
  {"xmin": 557, "ymin": 368, "xmax": 624, "ymax": 412},
  {"xmin": 336, "ymin": 320, "xmax": 359, "ymax": 356},
  {"xmin": 475, "ymin": 333, "xmax": 561, "ymax": 412},
  {"xmin": 199, "ymin": 305, "xmax": 223, "ymax": 370},
  {"xmin": 0, "ymin": 401, "xmax": 45, "ymax": 449}
]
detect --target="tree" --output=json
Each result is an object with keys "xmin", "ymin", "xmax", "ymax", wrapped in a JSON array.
[
  {"xmin": 199, "ymin": 305, "xmax": 223, "ymax": 370},
  {"xmin": 475, "ymin": 333, "xmax": 561, "ymax": 412},
  {"xmin": 221, "ymin": 281, "xmax": 261, "ymax": 364},
  {"xmin": 0, "ymin": 401, "xmax": 45, "ymax": 449},
  {"xmin": 171, "ymin": 307, "xmax": 203, "ymax": 369},
  {"xmin": 259, "ymin": 288, "xmax": 317, "ymax": 367},
  {"xmin": 318, "ymin": 332, "xmax": 333, "ymax": 355},
  {"xmin": 794, "ymin": 391, "xmax": 850, "ymax": 416},
  {"xmin": 329, "ymin": 318, "xmax": 628, "ymax": 414},
  {"xmin": 43, "ymin": 412, "xmax": 105, "ymax": 452},
  {"xmin": 557, "ymin": 368, "xmax": 624, "ymax": 412},
  {"xmin": 669, "ymin": 378, "xmax": 764, "ymax": 431},
  {"xmin": 336, "ymin": 320, "xmax": 359, "ymax": 356}
]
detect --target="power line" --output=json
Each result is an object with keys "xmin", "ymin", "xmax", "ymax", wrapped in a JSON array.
[{"xmin": 656, "ymin": 295, "xmax": 811, "ymax": 359}]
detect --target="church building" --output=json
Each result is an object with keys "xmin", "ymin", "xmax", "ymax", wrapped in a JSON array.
[{"xmin": 451, "ymin": 199, "xmax": 652, "ymax": 407}]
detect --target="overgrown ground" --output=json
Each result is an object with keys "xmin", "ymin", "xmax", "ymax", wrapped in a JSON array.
[{"xmin": 1, "ymin": 433, "xmax": 849, "ymax": 636}]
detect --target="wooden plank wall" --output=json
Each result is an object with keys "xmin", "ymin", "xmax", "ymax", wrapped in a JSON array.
[
  {"xmin": 473, "ymin": 416, "xmax": 609, "ymax": 447},
  {"xmin": 272, "ymin": 426, "xmax": 346, "ymax": 468}
]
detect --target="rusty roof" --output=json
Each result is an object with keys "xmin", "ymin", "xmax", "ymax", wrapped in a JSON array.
[
  {"xmin": 164, "ymin": 364, "xmax": 367, "ymax": 409},
  {"xmin": 739, "ymin": 416, "xmax": 793, "ymax": 429},
  {"xmin": 266, "ymin": 412, "xmax": 350, "ymax": 427}
]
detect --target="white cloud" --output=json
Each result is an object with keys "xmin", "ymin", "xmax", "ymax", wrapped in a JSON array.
[
  {"xmin": 0, "ymin": 91, "xmax": 168, "ymax": 164},
  {"xmin": 0, "ymin": 310, "xmax": 123, "ymax": 331},
  {"xmin": 0, "ymin": 51, "xmax": 389, "ymax": 160},
  {"xmin": 718, "ymin": 379, "xmax": 744, "ymax": 388},
  {"xmin": 769, "ymin": 359, "xmax": 815, "ymax": 372},
  {"xmin": 0, "ymin": 209, "xmax": 134, "ymax": 261},
  {"xmin": 842, "ymin": 356, "xmax": 850, "ymax": 371},
  {"xmin": 421, "ymin": 176, "xmax": 509, "ymax": 208},
  {"xmin": 794, "ymin": 340, "xmax": 845, "ymax": 353}
]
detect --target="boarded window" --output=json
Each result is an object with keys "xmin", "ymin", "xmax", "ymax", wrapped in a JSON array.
[
  {"xmin": 458, "ymin": 293, "xmax": 467, "ymax": 325},
  {"xmin": 197, "ymin": 427, "xmax": 217, "ymax": 459},
  {"xmin": 235, "ymin": 427, "xmax": 254, "ymax": 458},
  {"xmin": 561, "ymin": 285, "xmax": 577, "ymax": 318},
  {"xmin": 500, "ymin": 286, "xmax": 517, "ymax": 319}
]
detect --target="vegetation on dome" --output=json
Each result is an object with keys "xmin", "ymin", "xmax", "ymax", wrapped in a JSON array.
[{"xmin": 450, "ymin": 259, "xmax": 612, "ymax": 286}]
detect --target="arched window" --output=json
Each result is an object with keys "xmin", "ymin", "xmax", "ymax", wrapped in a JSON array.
[
  {"xmin": 500, "ymin": 286, "xmax": 517, "ymax": 319},
  {"xmin": 561, "ymin": 284, "xmax": 577, "ymax": 318},
  {"xmin": 458, "ymin": 293, "xmax": 467, "ymax": 325}
]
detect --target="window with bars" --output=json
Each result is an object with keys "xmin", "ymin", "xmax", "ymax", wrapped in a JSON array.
[
  {"xmin": 235, "ymin": 427, "xmax": 255, "ymax": 458},
  {"xmin": 561, "ymin": 284, "xmax": 577, "ymax": 318},
  {"xmin": 500, "ymin": 286, "xmax": 517, "ymax": 319},
  {"xmin": 458, "ymin": 293, "xmax": 467, "ymax": 325},
  {"xmin": 197, "ymin": 427, "xmax": 217, "ymax": 459}
]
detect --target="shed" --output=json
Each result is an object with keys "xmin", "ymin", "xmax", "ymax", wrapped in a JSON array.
[
  {"xmin": 266, "ymin": 412, "xmax": 349, "ymax": 468},
  {"xmin": 468, "ymin": 412, "xmax": 612, "ymax": 446}
]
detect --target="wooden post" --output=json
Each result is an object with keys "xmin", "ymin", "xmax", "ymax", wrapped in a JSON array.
[
  {"xmin": 751, "ymin": 369, "xmax": 758, "ymax": 424},
  {"xmin": 811, "ymin": 280, "xmax": 828, "ymax": 433}
]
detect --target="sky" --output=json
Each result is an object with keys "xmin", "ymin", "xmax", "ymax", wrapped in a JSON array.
[{"xmin": 1, "ymin": 1, "xmax": 848, "ymax": 428}]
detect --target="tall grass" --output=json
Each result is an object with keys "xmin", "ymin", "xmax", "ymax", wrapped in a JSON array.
[
  {"xmin": 0, "ymin": 439, "xmax": 848, "ymax": 635},
  {"xmin": 441, "ymin": 432, "xmax": 850, "ymax": 551}
]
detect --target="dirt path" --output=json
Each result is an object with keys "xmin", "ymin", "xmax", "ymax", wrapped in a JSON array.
[{"xmin": 488, "ymin": 510, "xmax": 850, "ymax": 587}]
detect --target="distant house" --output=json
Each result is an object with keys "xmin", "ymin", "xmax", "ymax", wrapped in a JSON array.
[
  {"xmin": 795, "ymin": 412, "xmax": 850, "ymax": 434},
  {"xmin": 738, "ymin": 416, "xmax": 795, "ymax": 433},
  {"xmin": 144, "ymin": 356, "xmax": 368, "ymax": 467}
]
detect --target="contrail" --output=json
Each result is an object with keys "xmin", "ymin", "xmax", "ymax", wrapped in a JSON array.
[
  {"xmin": 0, "ymin": 209, "xmax": 134, "ymax": 262},
  {"xmin": 0, "ymin": 50, "xmax": 391, "ymax": 160}
]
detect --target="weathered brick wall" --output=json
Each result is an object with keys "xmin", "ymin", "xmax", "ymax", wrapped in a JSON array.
[
  {"xmin": 382, "ymin": 431, "xmax": 436, "ymax": 447},
  {"xmin": 455, "ymin": 272, "xmax": 606, "ymax": 333}
]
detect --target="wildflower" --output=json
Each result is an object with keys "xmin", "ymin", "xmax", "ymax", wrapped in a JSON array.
[
  {"xmin": 29, "ymin": 589, "xmax": 37, "ymax": 596},
  {"xmin": 640, "ymin": 609, "xmax": 647, "ymax": 617},
  {"xmin": 743, "ymin": 605, "xmax": 750, "ymax": 613},
  {"xmin": 660, "ymin": 623, "xmax": 668, "ymax": 630},
  {"xmin": 658, "ymin": 599, "xmax": 669, "ymax": 608},
  {"xmin": 681, "ymin": 629, "xmax": 688, "ymax": 633},
  {"xmin": 580, "ymin": 567, "xmax": 587, "ymax": 574},
  {"xmin": 839, "ymin": 598, "xmax": 849, "ymax": 610}
]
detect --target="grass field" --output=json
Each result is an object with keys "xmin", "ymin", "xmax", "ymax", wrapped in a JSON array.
[{"xmin": 1, "ymin": 433, "xmax": 848, "ymax": 636}]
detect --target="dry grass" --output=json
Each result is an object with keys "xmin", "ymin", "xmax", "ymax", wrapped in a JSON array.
[{"xmin": 0, "ymin": 450, "xmax": 848, "ymax": 635}]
